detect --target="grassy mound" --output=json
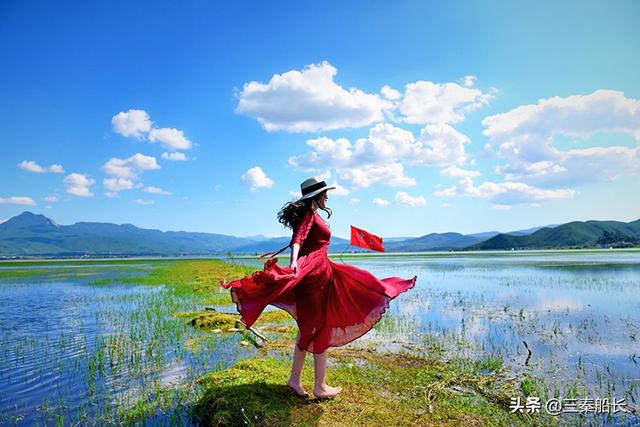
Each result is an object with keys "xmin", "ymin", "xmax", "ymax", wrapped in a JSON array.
[{"xmin": 193, "ymin": 351, "xmax": 551, "ymax": 426}]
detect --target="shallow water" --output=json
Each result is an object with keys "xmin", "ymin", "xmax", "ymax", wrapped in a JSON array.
[
  {"xmin": 337, "ymin": 251, "xmax": 640, "ymax": 423},
  {"xmin": 1, "ymin": 252, "xmax": 639, "ymax": 425},
  {"xmin": 0, "ymin": 266, "xmax": 253, "ymax": 425}
]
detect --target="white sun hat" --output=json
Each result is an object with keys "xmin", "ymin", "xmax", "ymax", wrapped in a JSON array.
[{"xmin": 299, "ymin": 177, "xmax": 336, "ymax": 200}]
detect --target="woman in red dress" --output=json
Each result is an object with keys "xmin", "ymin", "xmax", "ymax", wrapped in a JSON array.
[{"xmin": 221, "ymin": 177, "xmax": 417, "ymax": 398}]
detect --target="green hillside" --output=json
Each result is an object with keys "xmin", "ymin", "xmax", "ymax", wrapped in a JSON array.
[{"xmin": 466, "ymin": 219, "xmax": 640, "ymax": 250}]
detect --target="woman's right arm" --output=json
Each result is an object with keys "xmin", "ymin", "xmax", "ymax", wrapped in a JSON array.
[
  {"xmin": 290, "ymin": 243, "xmax": 301, "ymax": 274},
  {"xmin": 289, "ymin": 210, "xmax": 314, "ymax": 274}
]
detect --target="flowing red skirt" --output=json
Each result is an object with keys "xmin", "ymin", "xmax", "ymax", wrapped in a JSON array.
[{"xmin": 220, "ymin": 249, "xmax": 417, "ymax": 354}]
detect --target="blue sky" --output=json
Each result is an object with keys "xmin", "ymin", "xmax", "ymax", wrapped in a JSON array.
[{"xmin": 1, "ymin": 0, "xmax": 639, "ymax": 238}]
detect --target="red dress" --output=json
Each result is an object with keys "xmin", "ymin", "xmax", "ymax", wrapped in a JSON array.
[{"xmin": 220, "ymin": 208, "xmax": 417, "ymax": 354}]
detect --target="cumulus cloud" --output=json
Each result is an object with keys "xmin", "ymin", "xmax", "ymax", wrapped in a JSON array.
[
  {"xmin": 459, "ymin": 75, "xmax": 477, "ymax": 88},
  {"xmin": 288, "ymin": 122, "xmax": 471, "ymax": 188},
  {"xmin": 161, "ymin": 152, "xmax": 188, "ymax": 161},
  {"xmin": 395, "ymin": 191, "xmax": 426, "ymax": 207},
  {"xmin": 43, "ymin": 195, "xmax": 58, "ymax": 203},
  {"xmin": 64, "ymin": 173, "xmax": 95, "ymax": 197},
  {"xmin": 102, "ymin": 153, "xmax": 160, "ymax": 179},
  {"xmin": 434, "ymin": 176, "xmax": 574, "ymax": 206},
  {"xmin": 398, "ymin": 80, "xmax": 494, "ymax": 124},
  {"xmin": 328, "ymin": 182, "xmax": 349, "ymax": 196},
  {"xmin": 112, "ymin": 109, "xmax": 153, "ymax": 139},
  {"xmin": 349, "ymin": 198, "xmax": 360, "ymax": 204},
  {"xmin": 381, "ymin": 85, "xmax": 402, "ymax": 101},
  {"xmin": 483, "ymin": 90, "xmax": 640, "ymax": 187},
  {"xmin": 18, "ymin": 160, "xmax": 64, "ymax": 174},
  {"xmin": 236, "ymin": 63, "xmax": 495, "ymax": 133},
  {"xmin": 0, "ymin": 196, "xmax": 36, "ymax": 205},
  {"xmin": 143, "ymin": 186, "xmax": 172, "ymax": 195},
  {"xmin": 339, "ymin": 163, "xmax": 416, "ymax": 188},
  {"xmin": 241, "ymin": 166, "xmax": 274, "ymax": 191},
  {"xmin": 372, "ymin": 197, "xmax": 390, "ymax": 206},
  {"xmin": 440, "ymin": 165, "xmax": 481, "ymax": 178},
  {"xmin": 149, "ymin": 128, "xmax": 193, "ymax": 150},
  {"xmin": 103, "ymin": 178, "xmax": 136, "ymax": 192},
  {"xmin": 235, "ymin": 61, "xmax": 392, "ymax": 132}
]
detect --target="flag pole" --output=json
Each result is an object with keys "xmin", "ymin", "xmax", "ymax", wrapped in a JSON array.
[{"xmin": 338, "ymin": 243, "xmax": 351, "ymax": 263}]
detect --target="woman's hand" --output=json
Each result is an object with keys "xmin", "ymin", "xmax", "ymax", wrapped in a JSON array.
[{"xmin": 290, "ymin": 243, "xmax": 301, "ymax": 276}]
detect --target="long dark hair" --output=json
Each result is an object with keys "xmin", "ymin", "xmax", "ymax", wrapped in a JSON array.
[{"xmin": 278, "ymin": 191, "xmax": 332, "ymax": 230}]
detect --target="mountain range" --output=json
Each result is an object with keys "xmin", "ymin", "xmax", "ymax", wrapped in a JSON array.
[{"xmin": 0, "ymin": 211, "xmax": 638, "ymax": 258}]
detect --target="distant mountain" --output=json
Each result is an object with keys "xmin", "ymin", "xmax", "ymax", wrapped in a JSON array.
[
  {"xmin": 382, "ymin": 225, "xmax": 556, "ymax": 252},
  {"xmin": 465, "ymin": 219, "xmax": 640, "ymax": 250},
  {"xmin": 466, "ymin": 231, "xmax": 501, "ymax": 240},
  {"xmin": 506, "ymin": 224, "xmax": 559, "ymax": 236},
  {"xmin": 385, "ymin": 232, "xmax": 484, "ymax": 252},
  {"xmin": 0, "ymin": 211, "xmax": 253, "ymax": 257},
  {"xmin": 233, "ymin": 236, "xmax": 352, "ymax": 255},
  {"xmin": 2, "ymin": 211, "xmax": 636, "ymax": 258}
]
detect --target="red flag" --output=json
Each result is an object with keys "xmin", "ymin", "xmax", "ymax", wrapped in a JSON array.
[{"xmin": 350, "ymin": 225, "xmax": 385, "ymax": 252}]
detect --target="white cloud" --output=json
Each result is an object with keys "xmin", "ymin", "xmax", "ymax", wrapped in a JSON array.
[
  {"xmin": 112, "ymin": 109, "xmax": 152, "ymax": 138},
  {"xmin": 328, "ymin": 182, "xmax": 349, "ymax": 196},
  {"xmin": 149, "ymin": 128, "xmax": 193, "ymax": 150},
  {"xmin": 349, "ymin": 198, "xmax": 360, "ymax": 204},
  {"xmin": 381, "ymin": 85, "xmax": 402, "ymax": 101},
  {"xmin": 440, "ymin": 202, "xmax": 451, "ymax": 208},
  {"xmin": 372, "ymin": 197, "xmax": 390, "ymax": 207},
  {"xmin": 414, "ymin": 123, "xmax": 471, "ymax": 165},
  {"xmin": 235, "ymin": 61, "xmax": 392, "ymax": 132},
  {"xmin": 288, "ymin": 136, "xmax": 354, "ymax": 170},
  {"xmin": 288, "ymin": 122, "xmax": 470, "ymax": 188},
  {"xmin": 241, "ymin": 166, "xmax": 274, "ymax": 191},
  {"xmin": 49, "ymin": 164, "xmax": 64, "ymax": 173},
  {"xmin": 313, "ymin": 170, "xmax": 332, "ymax": 181},
  {"xmin": 440, "ymin": 165, "xmax": 481, "ymax": 178},
  {"xmin": 132, "ymin": 199, "xmax": 154, "ymax": 205},
  {"xmin": 482, "ymin": 90, "xmax": 640, "ymax": 187},
  {"xmin": 161, "ymin": 152, "xmax": 188, "ymax": 161},
  {"xmin": 64, "ymin": 173, "xmax": 95, "ymax": 197},
  {"xmin": 0, "ymin": 196, "xmax": 36, "ymax": 206},
  {"xmin": 19, "ymin": 161, "xmax": 45, "ymax": 173},
  {"xmin": 102, "ymin": 153, "xmax": 160, "ymax": 179},
  {"xmin": 103, "ymin": 178, "xmax": 136, "ymax": 192},
  {"xmin": 236, "ymin": 63, "xmax": 495, "ymax": 133},
  {"xmin": 18, "ymin": 160, "xmax": 65, "ymax": 174},
  {"xmin": 339, "ymin": 163, "xmax": 416, "ymax": 188},
  {"xmin": 398, "ymin": 80, "xmax": 493, "ymax": 124},
  {"xmin": 43, "ymin": 195, "xmax": 58, "ymax": 203},
  {"xmin": 459, "ymin": 75, "xmax": 477, "ymax": 88},
  {"xmin": 143, "ymin": 186, "xmax": 172, "ymax": 195},
  {"xmin": 395, "ymin": 191, "xmax": 426, "ymax": 207},
  {"xmin": 434, "ymin": 176, "xmax": 575, "ymax": 206}
]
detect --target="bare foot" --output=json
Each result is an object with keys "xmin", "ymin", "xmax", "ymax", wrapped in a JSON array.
[
  {"xmin": 313, "ymin": 384, "xmax": 342, "ymax": 399},
  {"xmin": 287, "ymin": 379, "xmax": 309, "ymax": 397}
]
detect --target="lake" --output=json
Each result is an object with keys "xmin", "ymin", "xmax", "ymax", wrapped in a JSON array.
[{"xmin": 1, "ymin": 250, "xmax": 639, "ymax": 425}]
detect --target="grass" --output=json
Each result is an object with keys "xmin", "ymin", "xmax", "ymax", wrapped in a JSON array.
[{"xmin": 193, "ymin": 350, "xmax": 553, "ymax": 426}]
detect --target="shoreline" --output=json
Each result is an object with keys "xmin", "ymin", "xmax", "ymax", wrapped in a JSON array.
[{"xmin": 1, "ymin": 247, "xmax": 639, "ymax": 265}]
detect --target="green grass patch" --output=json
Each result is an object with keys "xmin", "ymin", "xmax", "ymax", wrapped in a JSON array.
[{"xmin": 194, "ymin": 350, "xmax": 554, "ymax": 426}]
